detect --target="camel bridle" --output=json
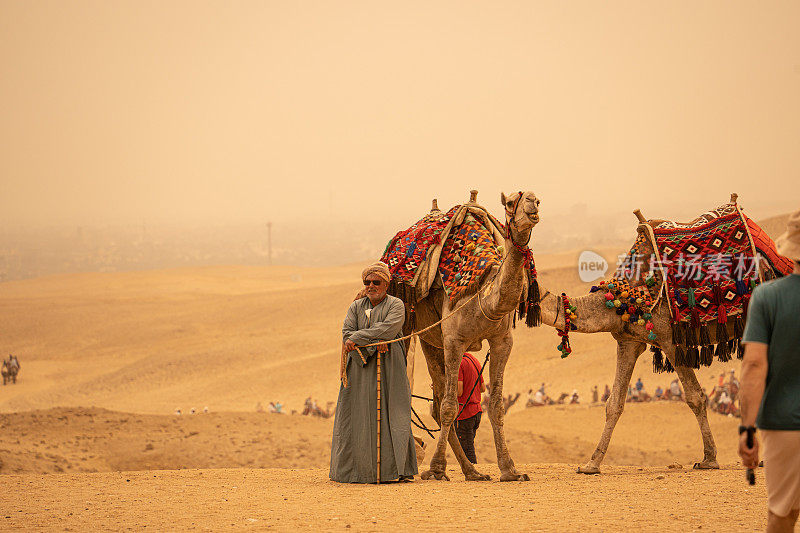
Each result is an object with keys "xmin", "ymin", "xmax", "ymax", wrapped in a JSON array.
[{"xmin": 505, "ymin": 191, "xmax": 535, "ymax": 248}]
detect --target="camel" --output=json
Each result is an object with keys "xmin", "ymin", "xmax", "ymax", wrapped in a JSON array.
[
  {"xmin": 535, "ymin": 267, "xmax": 723, "ymax": 473},
  {"xmin": 2, "ymin": 357, "xmax": 19, "ymax": 385},
  {"xmin": 412, "ymin": 190, "xmax": 539, "ymax": 482},
  {"xmin": 534, "ymin": 200, "xmax": 776, "ymax": 474}
]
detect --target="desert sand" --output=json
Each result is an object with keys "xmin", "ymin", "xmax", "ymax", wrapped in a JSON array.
[
  {"xmin": 1, "ymin": 465, "xmax": 767, "ymax": 531},
  {"xmin": 0, "ymin": 218, "xmax": 787, "ymax": 531}
]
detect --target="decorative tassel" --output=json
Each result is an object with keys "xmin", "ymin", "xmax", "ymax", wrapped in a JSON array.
[
  {"xmin": 529, "ymin": 278, "xmax": 540, "ymax": 307},
  {"xmin": 715, "ymin": 322, "xmax": 728, "ymax": 354},
  {"xmin": 675, "ymin": 345, "xmax": 686, "ymax": 367},
  {"xmin": 700, "ymin": 345, "xmax": 714, "ymax": 366},
  {"xmin": 735, "ymin": 279, "xmax": 748, "ymax": 296},
  {"xmin": 663, "ymin": 357, "xmax": 675, "ymax": 373},
  {"xmin": 688, "ymin": 347, "xmax": 700, "ymax": 369},
  {"xmin": 716, "ymin": 339, "xmax": 731, "ymax": 362},
  {"xmin": 713, "ymin": 285, "xmax": 729, "ymax": 357},
  {"xmin": 530, "ymin": 304, "xmax": 541, "ymax": 327},
  {"xmin": 671, "ymin": 303, "xmax": 684, "ymax": 346},
  {"xmin": 727, "ymin": 338, "xmax": 737, "ymax": 355},
  {"xmin": 685, "ymin": 323, "xmax": 697, "ymax": 348},
  {"xmin": 518, "ymin": 293, "xmax": 527, "ymax": 319},
  {"xmin": 525, "ymin": 302, "xmax": 540, "ymax": 327},
  {"xmin": 673, "ymin": 288, "xmax": 685, "ymax": 306},
  {"xmin": 733, "ymin": 315, "xmax": 744, "ymax": 340},
  {"xmin": 671, "ymin": 321, "xmax": 684, "ymax": 346},
  {"xmin": 733, "ymin": 313, "xmax": 745, "ymax": 358},
  {"xmin": 691, "ymin": 308, "xmax": 701, "ymax": 329},
  {"xmin": 525, "ymin": 278, "xmax": 541, "ymax": 327},
  {"xmin": 698, "ymin": 323, "xmax": 711, "ymax": 347},
  {"xmin": 652, "ymin": 346, "xmax": 664, "ymax": 373},
  {"xmin": 687, "ymin": 287, "xmax": 696, "ymax": 308}
]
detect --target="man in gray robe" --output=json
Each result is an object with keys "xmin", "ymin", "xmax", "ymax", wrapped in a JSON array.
[{"xmin": 330, "ymin": 261, "xmax": 418, "ymax": 483}]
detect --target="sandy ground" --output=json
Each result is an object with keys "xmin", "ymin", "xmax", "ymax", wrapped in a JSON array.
[
  {"xmin": 0, "ymin": 216, "xmax": 788, "ymax": 530},
  {"xmin": 0, "ymin": 465, "xmax": 767, "ymax": 531}
]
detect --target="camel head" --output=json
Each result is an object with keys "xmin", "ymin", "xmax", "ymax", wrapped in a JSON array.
[{"xmin": 501, "ymin": 191, "xmax": 540, "ymax": 243}]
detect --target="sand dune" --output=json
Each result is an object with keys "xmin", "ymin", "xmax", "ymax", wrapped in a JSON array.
[
  {"xmin": 0, "ymin": 400, "xmax": 740, "ymax": 475},
  {"xmin": 0, "ymin": 257, "xmax": 742, "ymax": 416}
]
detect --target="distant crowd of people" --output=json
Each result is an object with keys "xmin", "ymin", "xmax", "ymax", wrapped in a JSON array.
[
  {"xmin": 255, "ymin": 401, "xmax": 285, "ymax": 414},
  {"xmin": 707, "ymin": 370, "xmax": 741, "ymax": 417},
  {"xmin": 505, "ymin": 370, "xmax": 740, "ymax": 418},
  {"xmin": 302, "ymin": 397, "xmax": 334, "ymax": 418},
  {"xmin": 251, "ymin": 398, "xmax": 334, "ymax": 417},
  {"xmin": 174, "ymin": 406, "xmax": 209, "ymax": 415},
  {"xmin": 625, "ymin": 376, "xmax": 685, "ymax": 403}
]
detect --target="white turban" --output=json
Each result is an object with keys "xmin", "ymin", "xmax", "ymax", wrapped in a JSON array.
[{"xmin": 361, "ymin": 261, "xmax": 391, "ymax": 282}]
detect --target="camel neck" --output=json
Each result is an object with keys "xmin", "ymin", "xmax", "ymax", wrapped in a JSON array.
[
  {"xmin": 538, "ymin": 287, "xmax": 618, "ymax": 334},
  {"xmin": 484, "ymin": 237, "xmax": 528, "ymax": 317}
]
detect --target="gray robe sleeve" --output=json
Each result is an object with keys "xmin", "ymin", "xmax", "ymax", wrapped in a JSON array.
[
  {"xmin": 342, "ymin": 301, "xmax": 360, "ymax": 343},
  {"xmin": 346, "ymin": 298, "xmax": 405, "ymax": 346}
]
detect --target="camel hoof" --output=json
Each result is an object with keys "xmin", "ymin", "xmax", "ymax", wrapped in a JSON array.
[
  {"xmin": 693, "ymin": 461, "xmax": 720, "ymax": 470},
  {"xmin": 420, "ymin": 470, "xmax": 450, "ymax": 481},
  {"xmin": 500, "ymin": 472, "xmax": 529, "ymax": 482},
  {"xmin": 465, "ymin": 472, "xmax": 491, "ymax": 481},
  {"xmin": 577, "ymin": 465, "xmax": 601, "ymax": 475}
]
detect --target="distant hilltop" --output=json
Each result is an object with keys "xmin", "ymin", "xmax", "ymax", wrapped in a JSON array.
[{"xmin": 0, "ymin": 212, "xmax": 791, "ymax": 282}]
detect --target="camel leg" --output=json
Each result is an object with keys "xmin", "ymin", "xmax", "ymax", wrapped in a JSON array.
[
  {"xmin": 419, "ymin": 337, "xmax": 462, "ymax": 481},
  {"xmin": 418, "ymin": 338, "xmax": 490, "ymax": 481},
  {"xmin": 674, "ymin": 364, "xmax": 719, "ymax": 470},
  {"xmin": 486, "ymin": 333, "xmax": 529, "ymax": 481},
  {"xmin": 578, "ymin": 339, "xmax": 645, "ymax": 474}
]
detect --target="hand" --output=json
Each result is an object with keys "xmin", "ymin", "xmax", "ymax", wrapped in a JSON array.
[
  {"xmin": 738, "ymin": 431, "xmax": 759, "ymax": 469},
  {"xmin": 344, "ymin": 340, "xmax": 356, "ymax": 353}
]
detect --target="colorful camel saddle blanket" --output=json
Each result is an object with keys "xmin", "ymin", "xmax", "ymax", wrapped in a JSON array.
[
  {"xmin": 599, "ymin": 200, "xmax": 792, "ymax": 370},
  {"xmin": 380, "ymin": 204, "xmax": 506, "ymax": 302},
  {"xmin": 645, "ymin": 201, "xmax": 792, "ymax": 326}
]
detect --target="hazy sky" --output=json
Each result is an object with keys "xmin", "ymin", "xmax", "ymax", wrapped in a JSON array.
[{"xmin": 2, "ymin": 1, "xmax": 799, "ymax": 228}]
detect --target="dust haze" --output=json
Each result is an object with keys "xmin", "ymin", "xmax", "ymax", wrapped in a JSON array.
[{"xmin": 1, "ymin": 1, "xmax": 799, "ymax": 277}]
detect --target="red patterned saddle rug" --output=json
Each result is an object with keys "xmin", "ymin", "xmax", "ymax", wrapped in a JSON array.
[
  {"xmin": 746, "ymin": 217, "xmax": 794, "ymax": 276},
  {"xmin": 381, "ymin": 205, "xmax": 504, "ymax": 303},
  {"xmin": 381, "ymin": 206, "xmax": 457, "ymax": 284},
  {"xmin": 381, "ymin": 200, "xmax": 541, "ymax": 336},
  {"xmin": 437, "ymin": 212, "xmax": 503, "ymax": 300},
  {"xmin": 653, "ymin": 201, "xmax": 791, "ymax": 367},
  {"xmin": 596, "ymin": 199, "xmax": 792, "ymax": 372}
]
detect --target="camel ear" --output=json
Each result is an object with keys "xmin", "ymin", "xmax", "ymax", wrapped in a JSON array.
[{"xmin": 500, "ymin": 192, "xmax": 507, "ymax": 206}]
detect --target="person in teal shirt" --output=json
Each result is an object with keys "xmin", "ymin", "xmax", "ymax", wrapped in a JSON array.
[{"xmin": 740, "ymin": 210, "xmax": 800, "ymax": 532}]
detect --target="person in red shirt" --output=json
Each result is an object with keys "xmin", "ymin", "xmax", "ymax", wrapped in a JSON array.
[{"xmin": 456, "ymin": 352, "xmax": 485, "ymax": 464}]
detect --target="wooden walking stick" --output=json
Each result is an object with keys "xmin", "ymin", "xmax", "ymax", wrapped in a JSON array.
[{"xmin": 376, "ymin": 345, "xmax": 383, "ymax": 484}]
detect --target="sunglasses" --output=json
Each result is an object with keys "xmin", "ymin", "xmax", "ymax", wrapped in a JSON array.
[{"xmin": 363, "ymin": 279, "xmax": 384, "ymax": 286}]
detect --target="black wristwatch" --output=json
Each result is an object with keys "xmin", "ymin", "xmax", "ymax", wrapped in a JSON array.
[{"xmin": 738, "ymin": 425, "xmax": 756, "ymax": 435}]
